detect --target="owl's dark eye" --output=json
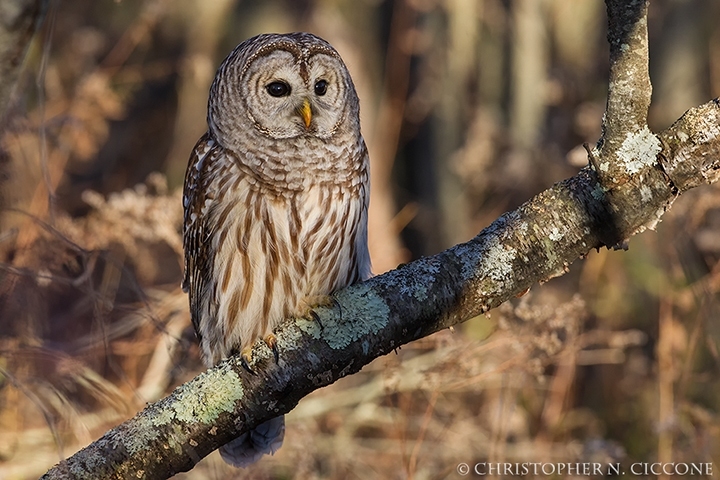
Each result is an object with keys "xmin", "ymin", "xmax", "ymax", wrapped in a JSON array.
[
  {"xmin": 314, "ymin": 79, "xmax": 328, "ymax": 96},
  {"xmin": 266, "ymin": 81, "xmax": 291, "ymax": 97}
]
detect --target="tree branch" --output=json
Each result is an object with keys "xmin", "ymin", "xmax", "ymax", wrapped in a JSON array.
[{"xmin": 41, "ymin": 1, "xmax": 720, "ymax": 478}]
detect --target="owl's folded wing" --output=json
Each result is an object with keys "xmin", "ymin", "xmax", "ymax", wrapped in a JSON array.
[{"xmin": 182, "ymin": 132, "xmax": 221, "ymax": 339}]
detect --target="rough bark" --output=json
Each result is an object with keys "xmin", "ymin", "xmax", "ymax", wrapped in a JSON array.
[{"xmin": 41, "ymin": 1, "xmax": 720, "ymax": 478}]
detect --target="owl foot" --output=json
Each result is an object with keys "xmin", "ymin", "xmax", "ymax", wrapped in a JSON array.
[
  {"xmin": 240, "ymin": 346, "xmax": 257, "ymax": 375},
  {"xmin": 306, "ymin": 294, "xmax": 336, "ymax": 309},
  {"xmin": 239, "ymin": 336, "xmax": 279, "ymax": 372},
  {"xmin": 264, "ymin": 334, "xmax": 279, "ymax": 363},
  {"xmin": 300, "ymin": 294, "xmax": 337, "ymax": 330}
]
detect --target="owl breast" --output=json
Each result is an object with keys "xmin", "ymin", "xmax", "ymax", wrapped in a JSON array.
[{"xmin": 195, "ymin": 141, "xmax": 370, "ymax": 365}]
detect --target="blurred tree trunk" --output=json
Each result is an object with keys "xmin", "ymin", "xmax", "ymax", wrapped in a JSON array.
[
  {"xmin": 502, "ymin": 0, "xmax": 549, "ymax": 199},
  {"xmin": 433, "ymin": 0, "xmax": 479, "ymax": 247},
  {"xmin": 0, "ymin": 0, "xmax": 46, "ymax": 121},
  {"xmin": 0, "ymin": 0, "xmax": 47, "ymax": 261},
  {"xmin": 713, "ymin": 3, "xmax": 720, "ymax": 98},
  {"xmin": 164, "ymin": 0, "xmax": 238, "ymax": 188},
  {"xmin": 0, "ymin": 1, "xmax": 47, "ymax": 458},
  {"xmin": 549, "ymin": 0, "xmax": 603, "ymax": 75},
  {"xmin": 650, "ymin": 0, "xmax": 706, "ymax": 129},
  {"xmin": 365, "ymin": 0, "xmax": 415, "ymax": 272},
  {"xmin": 509, "ymin": 0, "xmax": 548, "ymax": 149}
]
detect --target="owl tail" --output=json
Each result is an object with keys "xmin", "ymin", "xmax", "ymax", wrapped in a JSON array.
[{"xmin": 219, "ymin": 415, "xmax": 285, "ymax": 467}]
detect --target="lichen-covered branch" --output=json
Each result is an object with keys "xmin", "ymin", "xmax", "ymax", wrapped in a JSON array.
[
  {"xmin": 40, "ymin": 1, "xmax": 720, "ymax": 479},
  {"xmin": 603, "ymin": 0, "xmax": 651, "ymax": 131},
  {"xmin": 659, "ymin": 101, "xmax": 720, "ymax": 192},
  {"xmin": 598, "ymin": 0, "xmax": 652, "ymax": 170},
  {"xmin": 591, "ymin": 0, "xmax": 669, "ymax": 247}
]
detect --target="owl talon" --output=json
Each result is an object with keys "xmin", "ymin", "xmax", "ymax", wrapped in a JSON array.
[
  {"xmin": 264, "ymin": 334, "xmax": 279, "ymax": 363},
  {"xmin": 240, "ymin": 347, "xmax": 257, "ymax": 375},
  {"xmin": 309, "ymin": 310, "xmax": 324, "ymax": 330},
  {"xmin": 301, "ymin": 294, "xmax": 339, "ymax": 330}
]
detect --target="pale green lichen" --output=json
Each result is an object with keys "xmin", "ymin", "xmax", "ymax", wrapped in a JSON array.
[
  {"xmin": 399, "ymin": 261, "xmax": 438, "ymax": 302},
  {"xmin": 591, "ymin": 183, "xmax": 606, "ymax": 200},
  {"xmin": 281, "ymin": 320, "xmax": 305, "ymax": 345},
  {"xmin": 121, "ymin": 422, "xmax": 163, "ymax": 456},
  {"xmin": 639, "ymin": 184, "xmax": 653, "ymax": 202},
  {"xmin": 171, "ymin": 366, "xmax": 244, "ymax": 424},
  {"xmin": 151, "ymin": 406, "xmax": 176, "ymax": 427},
  {"xmin": 297, "ymin": 316, "xmax": 323, "ymax": 339},
  {"xmin": 471, "ymin": 236, "xmax": 518, "ymax": 297},
  {"xmin": 616, "ymin": 126, "xmax": 661, "ymax": 174},
  {"xmin": 453, "ymin": 216, "xmax": 521, "ymax": 296},
  {"xmin": 542, "ymin": 237, "xmax": 558, "ymax": 266},
  {"xmin": 548, "ymin": 226, "xmax": 564, "ymax": 241},
  {"xmin": 167, "ymin": 424, "xmax": 189, "ymax": 455},
  {"xmin": 102, "ymin": 366, "xmax": 244, "ymax": 463},
  {"xmin": 311, "ymin": 283, "xmax": 390, "ymax": 350},
  {"xmin": 481, "ymin": 238, "xmax": 517, "ymax": 282},
  {"xmin": 102, "ymin": 365, "xmax": 245, "ymax": 461},
  {"xmin": 68, "ymin": 447, "xmax": 108, "ymax": 478},
  {"xmin": 406, "ymin": 278, "xmax": 429, "ymax": 301}
]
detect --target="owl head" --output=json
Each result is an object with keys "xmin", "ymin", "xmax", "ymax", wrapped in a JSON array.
[{"xmin": 207, "ymin": 32, "xmax": 361, "ymax": 149}]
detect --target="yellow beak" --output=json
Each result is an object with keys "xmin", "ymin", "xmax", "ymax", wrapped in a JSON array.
[{"xmin": 297, "ymin": 98, "xmax": 312, "ymax": 128}]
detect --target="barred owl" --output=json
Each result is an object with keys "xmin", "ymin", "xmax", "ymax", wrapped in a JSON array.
[{"xmin": 182, "ymin": 33, "xmax": 371, "ymax": 467}]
